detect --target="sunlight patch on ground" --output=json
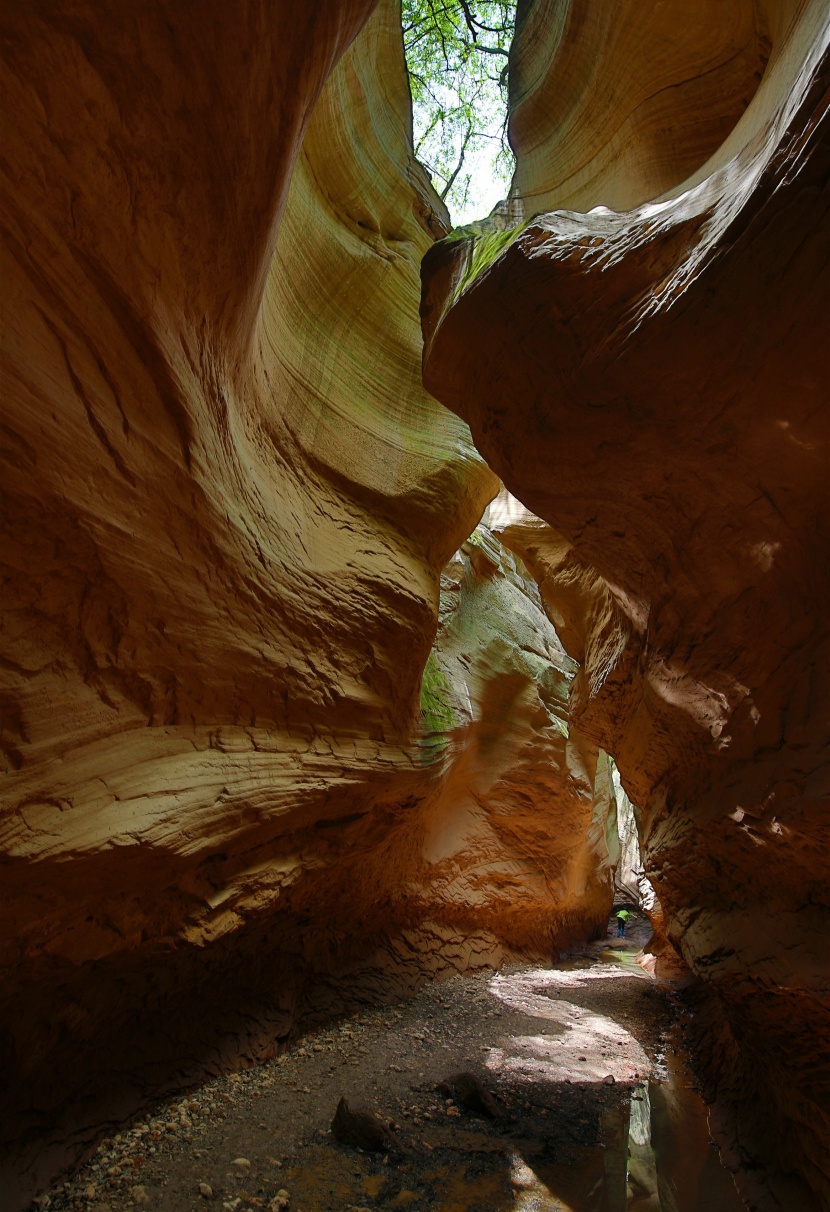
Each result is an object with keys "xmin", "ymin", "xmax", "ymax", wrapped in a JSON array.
[
  {"xmin": 484, "ymin": 966, "xmax": 651, "ymax": 1084},
  {"xmin": 510, "ymin": 1153, "xmax": 575, "ymax": 1211}
]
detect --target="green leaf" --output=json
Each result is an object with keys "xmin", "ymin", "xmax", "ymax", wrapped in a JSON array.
[{"xmin": 402, "ymin": 1, "xmax": 517, "ymax": 222}]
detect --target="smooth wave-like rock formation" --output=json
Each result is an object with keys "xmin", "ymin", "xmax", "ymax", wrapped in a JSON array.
[
  {"xmin": 422, "ymin": 2, "xmax": 830, "ymax": 1206},
  {"xmin": 422, "ymin": 522, "xmax": 618, "ymax": 955},
  {"xmin": 0, "ymin": 1, "xmax": 619, "ymax": 1204}
]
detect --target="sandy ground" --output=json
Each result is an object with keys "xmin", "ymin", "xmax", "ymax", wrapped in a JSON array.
[{"xmin": 33, "ymin": 915, "xmax": 736, "ymax": 1212}]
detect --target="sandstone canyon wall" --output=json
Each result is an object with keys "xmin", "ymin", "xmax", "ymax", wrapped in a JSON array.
[
  {"xmin": 0, "ymin": 1, "xmax": 617, "ymax": 1204},
  {"xmin": 422, "ymin": 1, "xmax": 830, "ymax": 1207},
  {"xmin": 421, "ymin": 521, "xmax": 618, "ymax": 958}
]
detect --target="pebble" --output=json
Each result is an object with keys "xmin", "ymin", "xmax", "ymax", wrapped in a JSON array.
[
  {"xmin": 437, "ymin": 1071, "xmax": 503, "ymax": 1118},
  {"xmin": 28, "ymin": 960, "xmax": 665, "ymax": 1212},
  {"xmin": 331, "ymin": 1098, "xmax": 397, "ymax": 1153},
  {"xmin": 130, "ymin": 1186, "xmax": 150, "ymax": 1205}
]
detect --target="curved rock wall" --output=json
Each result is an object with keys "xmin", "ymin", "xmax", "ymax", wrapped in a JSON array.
[
  {"xmin": 0, "ymin": 0, "xmax": 485, "ymax": 1196},
  {"xmin": 509, "ymin": 0, "xmax": 801, "ymax": 214},
  {"xmin": 0, "ymin": 1, "xmax": 618, "ymax": 1204},
  {"xmin": 419, "ymin": 523, "xmax": 617, "ymax": 955},
  {"xmin": 422, "ymin": 3, "xmax": 830, "ymax": 1206}
]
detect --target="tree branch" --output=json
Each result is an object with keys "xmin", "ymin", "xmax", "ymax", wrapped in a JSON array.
[
  {"xmin": 458, "ymin": 0, "xmax": 478, "ymax": 42},
  {"xmin": 440, "ymin": 121, "xmax": 474, "ymax": 199}
]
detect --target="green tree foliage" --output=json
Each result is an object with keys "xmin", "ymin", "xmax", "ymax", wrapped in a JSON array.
[{"xmin": 403, "ymin": 0, "xmax": 516, "ymax": 222}]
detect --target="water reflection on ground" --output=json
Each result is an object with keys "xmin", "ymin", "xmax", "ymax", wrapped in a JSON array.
[
  {"xmin": 467, "ymin": 955, "xmax": 745, "ymax": 1212},
  {"xmin": 471, "ymin": 1062, "xmax": 745, "ymax": 1212}
]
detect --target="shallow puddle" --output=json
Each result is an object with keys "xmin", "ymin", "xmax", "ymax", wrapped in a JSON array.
[
  {"xmin": 415, "ymin": 1051, "xmax": 744, "ymax": 1211},
  {"xmin": 460, "ymin": 961, "xmax": 746, "ymax": 1211}
]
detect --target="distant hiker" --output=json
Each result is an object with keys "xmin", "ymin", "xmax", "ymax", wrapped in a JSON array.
[{"xmin": 616, "ymin": 908, "xmax": 633, "ymax": 937}]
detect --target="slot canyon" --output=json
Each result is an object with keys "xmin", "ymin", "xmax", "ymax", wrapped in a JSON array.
[{"xmin": 0, "ymin": 1, "xmax": 827, "ymax": 1210}]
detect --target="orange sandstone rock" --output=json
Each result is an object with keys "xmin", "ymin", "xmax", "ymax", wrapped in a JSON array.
[
  {"xmin": 422, "ymin": 3, "xmax": 830, "ymax": 1205},
  {"xmin": 0, "ymin": 1, "xmax": 615, "ymax": 1204}
]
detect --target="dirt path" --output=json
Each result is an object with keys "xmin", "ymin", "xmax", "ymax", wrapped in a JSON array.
[{"xmin": 34, "ymin": 917, "xmax": 744, "ymax": 1212}]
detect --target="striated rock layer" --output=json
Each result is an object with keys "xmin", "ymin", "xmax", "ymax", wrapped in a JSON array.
[
  {"xmin": 422, "ymin": 2, "xmax": 830, "ymax": 1207},
  {"xmin": 0, "ymin": 0, "xmax": 617, "ymax": 1204}
]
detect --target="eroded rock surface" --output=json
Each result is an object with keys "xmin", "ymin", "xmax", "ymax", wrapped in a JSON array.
[
  {"xmin": 0, "ymin": 1, "xmax": 617, "ymax": 1204},
  {"xmin": 420, "ymin": 524, "xmax": 617, "ymax": 957},
  {"xmin": 422, "ymin": 3, "xmax": 830, "ymax": 1206},
  {"xmin": 0, "ymin": 0, "xmax": 487, "ymax": 1199}
]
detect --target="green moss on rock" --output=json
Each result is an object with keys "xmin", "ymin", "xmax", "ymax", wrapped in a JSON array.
[{"xmin": 420, "ymin": 652, "xmax": 459, "ymax": 734}]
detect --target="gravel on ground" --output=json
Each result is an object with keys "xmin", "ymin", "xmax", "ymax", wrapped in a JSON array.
[{"xmin": 34, "ymin": 916, "xmax": 678, "ymax": 1212}]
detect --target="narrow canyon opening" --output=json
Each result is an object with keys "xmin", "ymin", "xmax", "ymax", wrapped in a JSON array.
[
  {"xmin": 1, "ymin": 2, "xmax": 827, "ymax": 1211},
  {"xmin": 404, "ymin": 1, "xmax": 516, "ymax": 222}
]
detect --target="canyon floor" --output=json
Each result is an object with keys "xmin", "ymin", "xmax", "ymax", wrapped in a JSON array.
[{"xmin": 34, "ymin": 918, "xmax": 747, "ymax": 1212}]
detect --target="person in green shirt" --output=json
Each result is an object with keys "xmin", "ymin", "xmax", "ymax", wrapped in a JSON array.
[{"xmin": 615, "ymin": 908, "xmax": 633, "ymax": 937}]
